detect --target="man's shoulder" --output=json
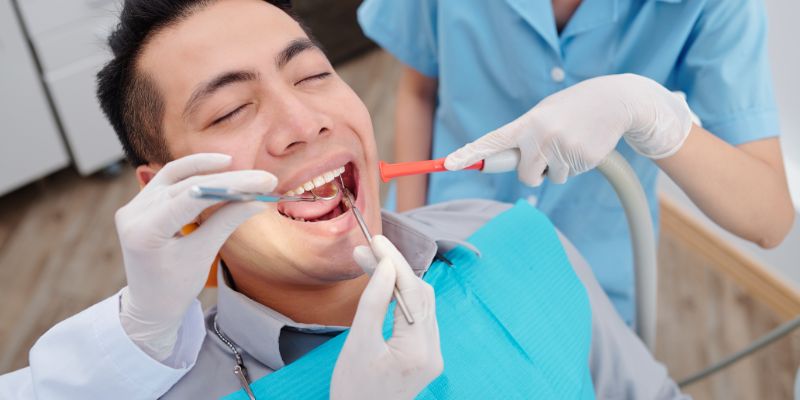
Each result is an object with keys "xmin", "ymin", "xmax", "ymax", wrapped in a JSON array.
[
  {"xmin": 403, "ymin": 199, "xmax": 515, "ymax": 218},
  {"xmin": 388, "ymin": 199, "xmax": 515, "ymax": 241},
  {"xmin": 388, "ymin": 199, "xmax": 589, "ymax": 278}
]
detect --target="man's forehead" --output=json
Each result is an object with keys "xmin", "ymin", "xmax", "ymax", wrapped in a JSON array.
[
  {"xmin": 136, "ymin": 0, "xmax": 307, "ymax": 105},
  {"xmin": 138, "ymin": 0, "xmax": 304, "ymax": 76}
]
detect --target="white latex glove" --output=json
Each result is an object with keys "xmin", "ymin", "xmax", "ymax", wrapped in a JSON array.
[
  {"xmin": 444, "ymin": 73, "xmax": 693, "ymax": 185},
  {"xmin": 117, "ymin": 153, "xmax": 277, "ymax": 361},
  {"xmin": 331, "ymin": 235, "xmax": 443, "ymax": 400}
]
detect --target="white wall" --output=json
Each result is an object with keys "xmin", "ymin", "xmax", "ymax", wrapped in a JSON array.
[
  {"xmin": 765, "ymin": 0, "xmax": 800, "ymax": 210},
  {"xmin": 658, "ymin": 0, "xmax": 800, "ymax": 288}
]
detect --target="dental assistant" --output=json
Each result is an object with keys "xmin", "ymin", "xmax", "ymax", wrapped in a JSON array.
[{"xmin": 358, "ymin": 0, "xmax": 795, "ymax": 323}]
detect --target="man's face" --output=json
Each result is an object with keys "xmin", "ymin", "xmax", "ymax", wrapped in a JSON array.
[{"xmin": 137, "ymin": 0, "xmax": 381, "ymax": 285}]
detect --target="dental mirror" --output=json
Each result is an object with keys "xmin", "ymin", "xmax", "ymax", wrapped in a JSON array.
[{"xmin": 190, "ymin": 184, "xmax": 339, "ymax": 203}]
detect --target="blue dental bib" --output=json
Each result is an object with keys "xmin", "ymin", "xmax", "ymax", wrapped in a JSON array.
[{"xmin": 224, "ymin": 201, "xmax": 594, "ymax": 399}]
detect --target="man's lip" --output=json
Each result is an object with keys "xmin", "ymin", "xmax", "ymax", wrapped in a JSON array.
[{"xmin": 277, "ymin": 152, "xmax": 354, "ymax": 195}]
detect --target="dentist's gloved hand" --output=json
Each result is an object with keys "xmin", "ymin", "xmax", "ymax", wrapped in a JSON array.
[
  {"xmin": 444, "ymin": 74, "xmax": 693, "ymax": 185},
  {"xmin": 117, "ymin": 153, "xmax": 277, "ymax": 361},
  {"xmin": 331, "ymin": 235, "xmax": 443, "ymax": 400}
]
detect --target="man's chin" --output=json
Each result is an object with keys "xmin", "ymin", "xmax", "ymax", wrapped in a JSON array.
[
  {"xmin": 329, "ymin": 266, "xmax": 367, "ymax": 282},
  {"xmin": 310, "ymin": 256, "xmax": 369, "ymax": 282}
]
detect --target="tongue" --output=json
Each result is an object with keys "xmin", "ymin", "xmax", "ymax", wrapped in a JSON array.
[{"xmin": 278, "ymin": 182, "xmax": 344, "ymax": 220}]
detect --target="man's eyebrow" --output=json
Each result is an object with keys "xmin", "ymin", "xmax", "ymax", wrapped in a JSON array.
[
  {"xmin": 276, "ymin": 38, "xmax": 320, "ymax": 69},
  {"xmin": 183, "ymin": 38, "xmax": 319, "ymax": 119},
  {"xmin": 183, "ymin": 70, "xmax": 260, "ymax": 119}
]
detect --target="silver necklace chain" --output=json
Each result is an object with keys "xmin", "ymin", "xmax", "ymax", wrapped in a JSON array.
[
  {"xmin": 213, "ymin": 315, "xmax": 257, "ymax": 400},
  {"xmin": 213, "ymin": 316, "xmax": 244, "ymax": 366}
]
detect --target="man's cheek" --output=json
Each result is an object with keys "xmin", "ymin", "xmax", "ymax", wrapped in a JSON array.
[
  {"xmin": 197, "ymin": 203, "xmax": 276, "ymax": 226},
  {"xmin": 225, "ymin": 211, "xmax": 291, "ymax": 258},
  {"xmin": 343, "ymin": 99, "xmax": 374, "ymax": 146},
  {"xmin": 234, "ymin": 208, "xmax": 284, "ymax": 236},
  {"xmin": 175, "ymin": 130, "xmax": 259, "ymax": 163}
]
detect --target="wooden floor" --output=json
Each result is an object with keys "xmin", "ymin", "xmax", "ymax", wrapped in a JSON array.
[{"xmin": 0, "ymin": 50, "xmax": 797, "ymax": 399}]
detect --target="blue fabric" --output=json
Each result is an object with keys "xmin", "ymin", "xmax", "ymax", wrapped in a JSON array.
[
  {"xmin": 223, "ymin": 201, "xmax": 593, "ymax": 399},
  {"xmin": 358, "ymin": 0, "xmax": 780, "ymax": 324}
]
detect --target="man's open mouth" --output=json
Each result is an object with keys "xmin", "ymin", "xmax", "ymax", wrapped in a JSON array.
[{"xmin": 276, "ymin": 162, "xmax": 359, "ymax": 223}]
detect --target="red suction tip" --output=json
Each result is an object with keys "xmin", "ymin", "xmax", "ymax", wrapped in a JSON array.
[{"xmin": 379, "ymin": 158, "xmax": 484, "ymax": 182}]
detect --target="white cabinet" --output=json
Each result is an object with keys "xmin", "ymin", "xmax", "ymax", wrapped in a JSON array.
[
  {"xmin": 16, "ymin": 0, "xmax": 124, "ymax": 175},
  {"xmin": 0, "ymin": 0, "xmax": 69, "ymax": 195}
]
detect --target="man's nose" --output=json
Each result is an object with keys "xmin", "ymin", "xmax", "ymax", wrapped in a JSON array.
[{"xmin": 265, "ymin": 94, "xmax": 332, "ymax": 156}]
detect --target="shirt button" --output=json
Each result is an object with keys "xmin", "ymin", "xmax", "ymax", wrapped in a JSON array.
[{"xmin": 550, "ymin": 67, "xmax": 565, "ymax": 83}]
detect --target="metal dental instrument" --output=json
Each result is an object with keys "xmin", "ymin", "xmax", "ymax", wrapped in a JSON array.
[
  {"xmin": 336, "ymin": 176, "xmax": 415, "ymax": 325},
  {"xmin": 190, "ymin": 184, "xmax": 339, "ymax": 203}
]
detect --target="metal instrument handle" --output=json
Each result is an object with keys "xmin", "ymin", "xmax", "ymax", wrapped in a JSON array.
[{"xmin": 234, "ymin": 364, "xmax": 257, "ymax": 400}]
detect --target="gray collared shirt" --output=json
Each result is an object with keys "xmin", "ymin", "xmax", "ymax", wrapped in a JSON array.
[{"xmin": 161, "ymin": 199, "xmax": 687, "ymax": 399}]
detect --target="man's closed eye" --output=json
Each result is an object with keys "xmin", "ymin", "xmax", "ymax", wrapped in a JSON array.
[
  {"xmin": 211, "ymin": 103, "xmax": 252, "ymax": 126},
  {"xmin": 295, "ymin": 72, "xmax": 331, "ymax": 86}
]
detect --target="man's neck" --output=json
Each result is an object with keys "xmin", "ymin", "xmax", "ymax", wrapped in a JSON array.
[{"xmin": 226, "ymin": 266, "xmax": 370, "ymax": 327}]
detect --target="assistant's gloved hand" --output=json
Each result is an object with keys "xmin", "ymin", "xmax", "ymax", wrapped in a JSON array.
[
  {"xmin": 331, "ymin": 235, "xmax": 443, "ymax": 400},
  {"xmin": 444, "ymin": 74, "xmax": 693, "ymax": 185},
  {"xmin": 117, "ymin": 153, "xmax": 277, "ymax": 361}
]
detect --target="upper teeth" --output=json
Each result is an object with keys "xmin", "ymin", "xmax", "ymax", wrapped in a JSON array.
[{"xmin": 285, "ymin": 166, "xmax": 346, "ymax": 196}]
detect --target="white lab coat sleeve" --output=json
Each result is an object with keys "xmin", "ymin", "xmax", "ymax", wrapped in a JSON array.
[
  {"xmin": 557, "ymin": 232, "xmax": 689, "ymax": 399},
  {"xmin": 0, "ymin": 368, "xmax": 35, "ymax": 399},
  {"xmin": 0, "ymin": 288, "xmax": 206, "ymax": 399}
]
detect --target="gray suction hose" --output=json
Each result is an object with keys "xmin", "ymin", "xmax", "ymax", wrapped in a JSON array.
[
  {"xmin": 678, "ymin": 313, "xmax": 800, "ymax": 387},
  {"xmin": 596, "ymin": 151, "xmax": 658, "ymax": 350},
  {"xmin": 483, "ymin": 148, "xmax": 658, "ymax": 348}
]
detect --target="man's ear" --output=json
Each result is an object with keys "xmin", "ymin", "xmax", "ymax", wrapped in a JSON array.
[{"xmin": 135, "ymin": 163, "xmax": 164, "ymax": 189}]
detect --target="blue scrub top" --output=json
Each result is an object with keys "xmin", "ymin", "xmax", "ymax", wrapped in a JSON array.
[{"xmin": 358, "ymin": 0, "xmax": 780, "ymax": 324}]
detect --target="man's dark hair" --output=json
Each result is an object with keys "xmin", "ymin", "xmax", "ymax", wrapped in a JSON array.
[{"xmin": 97, "ymin": 0, "xmax": 292, "ymax": 167}]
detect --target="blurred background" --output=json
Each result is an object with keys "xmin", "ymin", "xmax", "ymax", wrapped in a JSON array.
[{"xmin": 0, "ymin": 0, "xmax": 798, "ymax": 398}]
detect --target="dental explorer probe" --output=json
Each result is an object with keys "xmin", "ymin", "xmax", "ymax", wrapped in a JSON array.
[{"xmin": 336, "ymin": 176, "xmax": 415, "ymax": 325}]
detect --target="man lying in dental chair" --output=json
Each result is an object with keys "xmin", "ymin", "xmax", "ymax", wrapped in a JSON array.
[{"xmin": 0, "ymin": 0, "xmax": 689, "ymax": 398}]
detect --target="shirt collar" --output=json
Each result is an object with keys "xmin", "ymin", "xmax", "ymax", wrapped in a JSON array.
[
  {"xmin": 504, "ymin": 0, "xmax": 561, "ymax": 55},
  {"xmin": 504, "ymin": 0, "xmax": 683, "ymax": 55},
  {"xmin": 503, "ymin": 0, "xmax": 622, "ymax": 55},
  {"xmin": 214, "ymin": 210, "xmax": 479, "ymax": 371},
  {"xmin": 559, "ymin": 0, "xmax": 619, "ymax": 40}
]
